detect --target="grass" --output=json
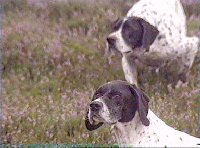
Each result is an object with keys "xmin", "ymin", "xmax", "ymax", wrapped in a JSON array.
[{"xmin": 1, "ymin": 0, "xmax": 200, "ymax": 144}]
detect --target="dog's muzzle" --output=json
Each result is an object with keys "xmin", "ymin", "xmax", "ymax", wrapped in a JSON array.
[
  {"xmin": 107, "ymin": 37, "xmax": 116, "ymax": 48},
  {"xmin": 88, "ymin": 101, "xmax": 103, "ymax": 124},
  {"xmin": 90, "ymin": 101, "xmax": 103, "ymax": 112},
  {"xmin": 105, "ymin": 37, "xmax": 121, "ymax": 64}
]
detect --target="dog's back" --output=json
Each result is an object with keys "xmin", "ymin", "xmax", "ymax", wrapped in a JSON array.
[{"xmin": 126, "ymin": 0, "xmax": 199, "ymax": 67}]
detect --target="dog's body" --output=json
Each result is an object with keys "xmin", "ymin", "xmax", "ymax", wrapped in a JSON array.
[
  {"xmin": 107, "ymin": 0, "xmax": 200, "ymax": 86},
  {"xmin": 85, "ymin": 80, "xmax": 200, "ymax": 147},
  {"xmin": 113, "ymin": 111, "xmax": 200, "ymax": 147}
]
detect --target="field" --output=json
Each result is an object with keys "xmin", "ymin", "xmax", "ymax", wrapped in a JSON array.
[{"xmin": 1, "ymin": 0, "xmax": 200, "ymax": 144}]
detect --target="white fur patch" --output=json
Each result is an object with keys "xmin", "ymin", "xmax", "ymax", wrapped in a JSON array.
[
  {"xmin": 112, "ymin": 110, "xmax": 200, "ymax": 147},
  {"xmin": 92, "ymin": 98, "xmax": 112, "ymax": 123},
  {"xmin": 121, "ymin": 55, "xmax": 138, "ymax": 86}
]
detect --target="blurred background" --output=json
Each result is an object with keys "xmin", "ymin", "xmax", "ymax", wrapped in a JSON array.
[{"xmin": 1, "ymin": 0, "xmax": 200, "ymax": 144}]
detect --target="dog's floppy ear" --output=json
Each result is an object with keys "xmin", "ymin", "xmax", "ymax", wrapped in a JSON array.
[
  {"xmin": 129, "ymin": 84, "xmax": 150, "ymax": 126},
  {"xmin": 139, "ymin": 18, "xmax": 159, "ymax": 51},
  {"xmin": 85, "ymin": 109, "xmax": 103, "ymax": 131}
]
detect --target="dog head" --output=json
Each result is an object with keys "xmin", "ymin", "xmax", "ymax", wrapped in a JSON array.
[
  {"xmin": 106, "ymin": 17, "xmax": 159, "ymax": 55},
  {"xmin": 85, "ymin": 80, "xmax": 150, "ymax": 131}
]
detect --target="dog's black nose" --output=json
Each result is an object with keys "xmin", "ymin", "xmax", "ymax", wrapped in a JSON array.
[
  {"xmin": 90, "ymin": 102, "xmax": 103, "ymax": 112},
  {"xmin": 107, "ymin": 37, "xmax": 116, "ymax": 46}
]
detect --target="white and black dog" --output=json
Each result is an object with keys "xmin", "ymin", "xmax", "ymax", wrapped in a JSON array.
[
  {"xmin": 85, "ymin": 80, "xmax": 200, "ymax": 147},
  {"xmin": 106, "ymin": 0, "xmax": 200, "ymax": 87}
]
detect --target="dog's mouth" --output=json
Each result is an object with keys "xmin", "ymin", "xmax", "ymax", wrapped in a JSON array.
[
  {"xmin": 88, "ymin": 111, "xmax": 119, "ymax": 126},
  {"xmin": 88, "ymin": 111, "xmax": 104, "ymax": 125},
  {"xmin": 108, "ymin": 121, "xmax": 118, "ymax": 125},
  {"xmin": 123, "ymin": 50, "xmax": 132, "ymax": 54},
  {"xmin": 89, "ymin": 114, "xmax": 117, "ymax": 126},
  {"xmin": 107, "ymin": 41, "xmax": 116, "ymax": 50},
  {"xmin": 106, "ymin": 43, "xmax": 118, "ymax": 54},
  {"xmin": 93, "ymin": 115, "xmax": 104, "ymax": 123},
  {"xmin": 105, "ymin": 43, "xmax": 122, "ymax": 64}
]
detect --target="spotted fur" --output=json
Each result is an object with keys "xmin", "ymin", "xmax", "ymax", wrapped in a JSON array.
[
  {"xmin": 107, "ymin": 0, "xmax": 200, "ymax": 86},
  {"xmin": 113, "ymin": 111, "xmax": 200, "ymax": 147}
]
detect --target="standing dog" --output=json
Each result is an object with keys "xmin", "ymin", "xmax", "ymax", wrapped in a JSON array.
[
  {"xmin": 85, "ymin": 80, "xmax": 200, "ymax": 146},
  {"xmin": 106, "ymin": 0, "xmax": 199, "ymax": 87}
]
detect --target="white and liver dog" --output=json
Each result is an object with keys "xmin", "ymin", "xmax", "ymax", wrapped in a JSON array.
[
  {"xmin": 85, "ymin": 80, "xmax": 200, "ymax": 147},
  {"xmin": 106, "ymin": 0, "xmax": 200, "ymax": 86}
]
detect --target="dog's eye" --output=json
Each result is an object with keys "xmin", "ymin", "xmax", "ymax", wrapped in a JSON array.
[
  {"xmin": 112, "ymin": 94, "xmax": 121, "ymax": 99},
  {"xmin": 113, "ymin": 95, "xmax": 122, "ymax": 106}
]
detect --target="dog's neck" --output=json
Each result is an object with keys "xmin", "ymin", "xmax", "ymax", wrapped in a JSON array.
[
  {"xmin": 111, "ymin": 110, "xmax": 200, "ymax": 147},
  {"xmin": 111, "ymin": 110, "xmax": 165, "ymax": 145}
]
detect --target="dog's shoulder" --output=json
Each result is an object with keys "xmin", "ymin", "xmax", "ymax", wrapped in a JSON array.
[{"xmin": 146, "ymin": 110, "xmax": 200, "ymax": 146}]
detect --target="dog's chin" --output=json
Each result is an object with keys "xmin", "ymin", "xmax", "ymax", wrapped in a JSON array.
[
  {"xmin": 104, "ymin": 117, "xmax": 119, "ymax": 125},
  {"xmin": 93, "ymin": 116, "xmax": 104, "ymax": 123},
  {"xmin": 91, "ymin": 115, "xmax": 118, "ymax": 125},
  {"xmin": 89, "ymin": 114, "xmax": 104, "ymax": 125},
  {"xmin": 106, "ymin": 48, "xmax": 122, "ymax": 64},
  {"xmin": 89, "ymin": 115, "xmax": 118, "ymax": 126}
]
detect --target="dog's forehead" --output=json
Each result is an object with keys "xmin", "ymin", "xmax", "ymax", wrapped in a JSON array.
[
  {"xmin": 97, "ymin": 80, "xmax": 131, "ymax": 94},
  {"xmin": 111, "ymin": 17, "xmax": 140, "ymax": 32},
  {"xmin": 123, "ymin": 17, "xmax": 140, "ymax": 26}
]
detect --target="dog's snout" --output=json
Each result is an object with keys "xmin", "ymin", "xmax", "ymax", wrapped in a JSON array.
[
  {"xmin": 90, "ymin": 102, "xmax": 103, "ymax": 112},
  {"xmin": 107, "ymin": 37, "xmax": 116, "ymax": 46}
]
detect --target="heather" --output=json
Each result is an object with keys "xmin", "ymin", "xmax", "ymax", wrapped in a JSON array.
[{"xmin": 1, "ymin": 0, "xmax": 200, "ymax": 143}]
